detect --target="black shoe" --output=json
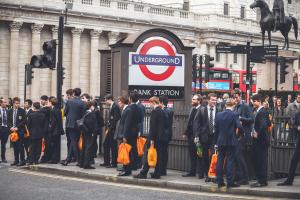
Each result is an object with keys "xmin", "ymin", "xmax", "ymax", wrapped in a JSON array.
[
  {"xmin": 218, "ymin": 183, "xmax": 226, "ymax": 188},
  {"xmin": 133, "ymin": 173, "xmax": 147, "ymax": 179},
  {"xmin": 250, "ymin": 182, "xmax": 268, "ymax": 188},
  {"xmin": 182, "ymin": 172, "xmax": 195, "ymax": 177},
  {"xmin": 106, "ymin": 164, "xmax": 117, "ymax": 168},
  {"xmin": 70, "ymin": 158, "xmax": 77, "ymax": 163},
  {"xmin": 48, "ymin": 160, "xmax": 58, "ymax": 164},
  {"xmin": 227, "ymin": 183, "xmax": 240, "ymax": 188},
  {"xmin": 277, "ymin": 181, "xmax": 293, "ymax": 186},
  {"xmin": 60, "ymin": 160, "xmax": 69, "ymax": 166},
  {"xmin": 17, "ymin": 162, "xmax": 26, "ymax": 167},
  {"xmin": 2, "ymin": 159, "xmax": 7, "ymax": 163},
  {"xmin": 100, "ymin": 163, "xmax": 110, "ymax": 167},
  {"xmin": 118, "ymin": 172, "xmax": 131, "ymax": 176},
  {"xmin": 161, "ymin": 172, "xmax": 167, "ymax": 176},
  {"xmin": 11, "ymin": 161, "xmax": 19, "ymax": 166},
  {"xmin": 84, "ymin": 165, "xmax": 95, "ymax": 169},
  {"xmin": 151, "ymin": 173, "xmax": 160, "ymax": 179},
  {"xmin": 205, "ymin": 177, "xmax": 211, "ymax": 182},
  {"xmin": 237, "ymin": 180, "xmax": 249, "ymax": 185},
  {"xmin": 40, "ymin": 159, "xmax": 48, "ymax": 164}
]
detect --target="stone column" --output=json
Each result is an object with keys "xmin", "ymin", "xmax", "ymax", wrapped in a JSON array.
[
  {"xmin": 90, "ymin": 29, "xmax": 102, "ymax": 96},
  {"xmin": 108, "ymin": 31, "xmax": 120, "ymax": 46},
  {"xmin": 51, "ymin": 26, "xmax": 58, "ymax": 96},
  {"xmin": 9, "ymin": 21, "xmax": 23, "ymax": 98},
  {"xmin": 200, "ymin": 42, "xmax": 208, "ymax": 55},
  {"xmin": 71, "ymin": 27, "xmax": 83, "ymax": 88},
  {"xmin": 31, "ymin": 23, "xmax": 44, "ymax": 101}
]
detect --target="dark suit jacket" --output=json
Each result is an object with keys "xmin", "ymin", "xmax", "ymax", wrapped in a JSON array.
[
  {"xmin": 27, "ymin": 110, "xmax": 47, "ymax": 139},
  {"xmin": 106, "ymin": 102, "xmax": 121, "ymax": 133},
  {"xmin": 184, "ymin": 106, "xmax": 200, "ymax": 138},
  {"xmin": 7, "ymin": 108, "xmax": 26, "ymax": 136},
  {"xmin": 234, "ymin": 101, "xmax": 254, "ymax": 137},
  {"xmin": 83, "ymin": 111, "xmax": 98, "ymax": 135},
  {"xmin": 162, "ymin": 107, "xmax": 174, "ymax": 142},
  {"xmin": 40, "ymin": 106, "xmax": 51, "ymax": 135},
  {"xmin": 148, "ymin": 107, "xmax": 164, "ymax": 142},
  {"xmin": 64, "ymin": 97, "xmax": 85, "ymax": 129},
  {"xmin": 137, "ymin": 102, "xmax": 145, "ymax": 135},
  {"xmin": 214, "ymin": 109, "xmax": 242, "ymax": 146},
  {"xmin": 123, "ymin": 104, "xmax": 142, "ymax": 139},
  {"xmin": 50, "ymin": 107, "xmax": 65, "ymax": 136},
  {"xmin": 196, "ymin": 106, "xmax": 219, "ymax": 144},
  {"xmin": 253, "ymin": 107, "xmax": 272, "ymax": 146},
  {"xmin": 26, "ymin": 108, "xmax": 33, "ymax": 117}
]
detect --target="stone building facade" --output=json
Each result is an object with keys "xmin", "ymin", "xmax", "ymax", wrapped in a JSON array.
[{"xmin": 0, "ymin": 0, "xmax": 300, "ymax": 101}]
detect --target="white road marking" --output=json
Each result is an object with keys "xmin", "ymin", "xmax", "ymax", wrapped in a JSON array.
[{"xmin": 8, "ymin": 168, "xmax": 282, "ymax": 200}]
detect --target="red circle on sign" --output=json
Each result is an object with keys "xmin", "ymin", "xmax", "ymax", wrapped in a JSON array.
[{"xmin": 139, "ymin": 39, "xmax": 176, "ymax": 81}]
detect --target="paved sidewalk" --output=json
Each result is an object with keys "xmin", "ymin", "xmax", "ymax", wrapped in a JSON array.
[{"xmin": 2, "ymin": 144, "xmax": 300, "ymax": 199}]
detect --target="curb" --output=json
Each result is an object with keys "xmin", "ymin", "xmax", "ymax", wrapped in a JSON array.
[{"xmin": 23, "ymin": 166, "xmax": 299, "ymax": 199}]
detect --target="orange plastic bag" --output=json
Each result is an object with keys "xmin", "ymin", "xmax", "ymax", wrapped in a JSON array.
[
  {"xmin": 78, "ymin": 134, "xmax": 83, "ymax": 151},
  {"xmin": 147, "ymin": 144, "xmax": 157, "ymax": 168},
  {"xmin": 208, "ymin": 151, "xmax": 218, "ymax": 179},
  {"xmin": 10, "ymin": 131, "xmax": 19, "ymax": 142},
  {"xmin": 24, "ymin": 125, "xmax": 30, "ymax": 139},
  {"xmin": 137, "ymin": 137, "xmax": 146, "ymax": 157},
  {"xmin": 117, "ymin": 143, "xmax": 131, "ymax": 165},
  {"xmin": 42, "ymin": 138, "xmax": 45, "ymax": 152}
]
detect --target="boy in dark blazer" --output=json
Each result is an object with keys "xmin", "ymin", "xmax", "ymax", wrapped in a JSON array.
[{"xmin": 8, "ymin": 97, "xmax": 26, "ymax": 166}]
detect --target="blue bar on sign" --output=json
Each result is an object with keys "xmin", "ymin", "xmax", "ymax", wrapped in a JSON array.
[{"xmin": 131, "ymin": 54, "xmax": 182, "ymax": 66}]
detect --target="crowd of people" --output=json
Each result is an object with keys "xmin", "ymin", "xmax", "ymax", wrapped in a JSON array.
[{"xmin": 0, "ymin": 88, "xmax": 300, "ymax": 188}]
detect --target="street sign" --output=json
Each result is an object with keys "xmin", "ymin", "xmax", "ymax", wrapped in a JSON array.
[
  {"xmin": 216, "ymin": 45, "xmax": 247, "ymax": 54},
  {"xmin": 250, "ymin": 45, "xmax": 278, "ymax": 63}
]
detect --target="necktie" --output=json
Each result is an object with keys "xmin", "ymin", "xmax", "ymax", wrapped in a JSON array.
[
  {"xmin": 209, "ymin": 107, "xmax": 214, "ymax": 134},
  {"xmin": 3, "ymin": 108, "xmax": 7, "ymax": 127},
  {"xmin": 13, "ymin": 109, "xmax": 17, "ymax": 127}
]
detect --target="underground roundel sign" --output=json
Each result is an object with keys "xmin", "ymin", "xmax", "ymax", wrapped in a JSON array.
[{"xmin": 129, "ymin": 36, "xmax": 185, "ymax": 87}]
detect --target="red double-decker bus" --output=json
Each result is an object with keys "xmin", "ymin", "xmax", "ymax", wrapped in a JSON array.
[{"xmin": 192, "ymin": 67, "xmax": 257, "ymax": 93}]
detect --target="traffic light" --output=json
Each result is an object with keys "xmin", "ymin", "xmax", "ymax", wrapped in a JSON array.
[
  {"xmin": 26, "ymin": 64, "xmax": 34, "ymax": 85},
  {"xmin": 203, "ymin": 54, "xmax": 214, "ymax": 82},
  {"xmin": 30, "ymin": 40, "xmax": 57, "ymax": 69},
  {"xmin": 279, "ymin": 57, "xmax": 289, "ymax": 84},
  {"xmin": 192, "ymin": 54, "xmax": 201, "ymax": 83}
]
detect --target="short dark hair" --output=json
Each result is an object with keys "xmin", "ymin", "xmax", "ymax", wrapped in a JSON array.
[
  {"xmin": 13, "ymin": 97, "xmax": 20, "ymax": 103},
  {"xmin": 104, "ymin": 94, "xmax": 113, "ymax": 101},
  {"xmin": 208, "ymin": 93, "xmax": 217, "ymax": 100},
  {"xmin": 252, "ymin": 94, "xmax": 264, "ymax": 103},
  {"xmin": 33, "ymin": 102, "xmax": 41, "ymax": 110},
  {"xmin": 49, "ymin": 97, "xmax": 58, "ymax": 106},
  {"xmin": 118, "ymin": 95, "xmax": 129, "ymax": 104},
  {"xmin": 66, "ymin": 89, "xmax": 74, "ymax": 96},
  {"xmin": 85, "ymin": 100, "xmax": 94, "ymax": 110},
  {"xmin": 159, "ymin": 95, "xmax": 168, "ymax": 106},
  {"xmin": 129, "ymin": 91, "xmax": 139, "ymax": 103},
  {"xmin": 81, "ymin": 93, "xmax": 91, "ymax": 100},
  {"xmin": 25, "ymin": 99, "xmax": 33, "ymax": 106},
  {"xmin": 40, "ymin": 95, "xmax": 48, "ymax": 101},
  {"xmin": 233, "ymin": 88, "xmax": 242, "ymax": 96},
  {"xmin": 73, "ymin": 88, "xmax": 82, "ymax": 97}
]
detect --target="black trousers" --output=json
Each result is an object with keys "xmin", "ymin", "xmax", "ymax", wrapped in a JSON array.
[
  {"xmin": 123, "ymin": 137, "xmax": 138, "ymax": 174},
  {"xmin": 103, "ymin": 130, "xmax": 117, "ymax": 165},
  {"xmin": 0, "ymin": 126, "xmax": 9, "ymax": 160},
  {"xmin": 49, "ymin": 135, "xmax": 60, "ymax": 162},
  {"xmin": 235, "ymin": 138, "xmax": 249, "ymax": 182},
  {"xmin": 23, "ymin": 137, "xmax": 30, "ymax": 159},
  {"xmin": 252, "ymin": 142, "xmax": 268, "ymax": 184},
  {"xmin": 29, "ymin": 138, "xmax": 42, "ymax": 163},
  {"xmin": 199, "ymin": 143, "xmax": 214, "ymax": 177},
  {"xmin": 66, "ymin": 128, "xmax": 80, "ymax": 162},
  {"xmin": 217, "ymin": 146, "xmax": 236, "ymax": 185},
  {"xmin": 140, "ymin": 141, "xmax": 163, "ymax": 177},
  {"xmin": 65, "ymin": 129, "xmax": 74, "ymax": 159},
  {"xmin": 160, "ymin": 141, "xmax": 169, "ymax": 174},
  {"xmin": 80, "ymin": 133, "xmax": 94, "ymax": 167},
  {"xmin": 187, "ymin": 137, "xmax": 198, "ymax": 174},
  {"xmin": 12, "ymin": 135, "xmax": 25, "ymax": 163},
  {"xmin": 287, "ymin": 138, "xmax": 300, "ymax": 183}
]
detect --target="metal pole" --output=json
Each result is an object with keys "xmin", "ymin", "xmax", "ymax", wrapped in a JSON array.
[
  {"xmin": 199, "ymin": 55, "xmax": 203, "ymax": 95},
  {"xmin": 24, "ymin": 65, "xmax": 27, "ymax": 102},
  {"xmin": 57, "ymin": 16, "xmax": 64, "ymax": 161},
  {"xmin": 275, "ymin": 51, "xmax": 278, "ymax": 95},
  {"xmin": 246, "ymin": 41, "xmax": 251, "ymax": 103}
]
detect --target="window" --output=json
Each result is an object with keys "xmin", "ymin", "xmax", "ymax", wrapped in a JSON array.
[
  {"xmin": 232, "ymin": 72, "xmax": 240, "ymax": 84},
  {"xmin": 216, "ymin": 53, "xmax": 220, "ymax": 62},
  {"xmin": 288, "ymin": 0, "xmax": 292, "ymax": 4},
  {"xmin": 224, "ymin": 3, "xmax": 229, "ymax": 16},
  {"xmin": 241, "ymin": 6, "xmax": 245, "ymax": 19},
  {"xmin": 233, "ymin": 53, "xmax": 238, "ymax": 64}
]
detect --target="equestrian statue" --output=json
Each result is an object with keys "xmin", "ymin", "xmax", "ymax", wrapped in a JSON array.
[{"xmin": 250, "ymin": 0, "xmax": 298, "ymax": 50}]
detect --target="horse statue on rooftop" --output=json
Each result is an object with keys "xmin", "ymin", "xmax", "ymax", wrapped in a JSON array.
[{"xmin": 250, "ymin": 0, "xmax": 298, "ymax": 50}]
